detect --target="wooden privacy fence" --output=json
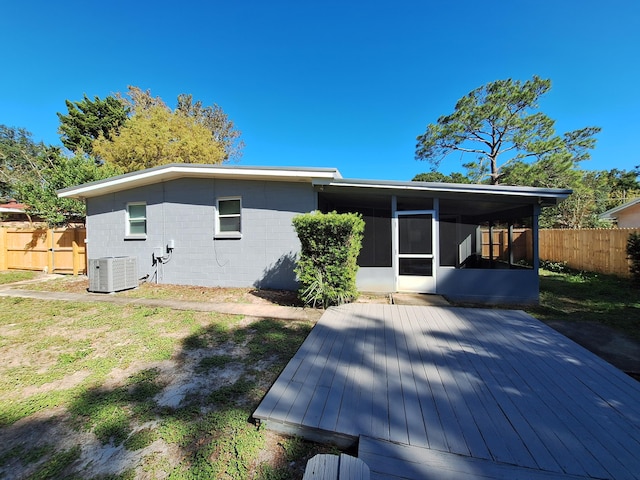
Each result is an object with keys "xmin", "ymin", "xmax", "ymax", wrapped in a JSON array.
[
  {"xmin": 481, "ymin": 228, "xmax": 533, "ymax": 264},
  {"xmin": 0, "ymin": 227, "xmax": 87, "ymax": 275},
  {"xmin": 539, "ymin": 228, "xmax": 639, "ymax": 277}
]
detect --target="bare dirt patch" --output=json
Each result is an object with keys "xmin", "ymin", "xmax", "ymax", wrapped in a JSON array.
[
  {"xmin": 24, "ymin": 276, "xmax": 305, "ymax": 307},
  {"xmin": 0, "ymin": 288, "xmax": 331, "ymax": 479}
]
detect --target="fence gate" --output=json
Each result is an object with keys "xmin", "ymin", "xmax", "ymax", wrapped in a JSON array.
[{"xmin": 0, "ymin": 227, "xmax": 86, "ymax": 275}]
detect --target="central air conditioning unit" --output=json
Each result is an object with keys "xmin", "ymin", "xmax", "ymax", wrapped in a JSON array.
[{"xmin": 88, "ymin": 257, "xmax": 138, "ymax": 293}]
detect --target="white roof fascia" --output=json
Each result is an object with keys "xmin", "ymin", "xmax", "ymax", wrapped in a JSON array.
[
  {"xmin": 58, "ymin": 164, "xmax": 342, "ymax": 199},
  {"xmin": 320, "ymin": 178, "xmax": 572, "ymax": 203}
]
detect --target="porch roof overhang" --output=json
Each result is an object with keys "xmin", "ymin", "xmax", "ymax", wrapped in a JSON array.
[
  {"xmin": 314, "ymin": 177, "xmax": 572, "ymax": 207},
  {"xmin": 57, "ymin": 164, "xmax": 343, "ymax": 200}
]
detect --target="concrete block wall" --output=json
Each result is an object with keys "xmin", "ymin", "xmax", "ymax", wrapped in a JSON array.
[{"xmin": 86, "ymin": 178, "xmax": 316, "ymax": 290}]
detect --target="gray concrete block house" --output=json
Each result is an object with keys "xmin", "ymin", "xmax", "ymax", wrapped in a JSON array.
[{"xmin": 58, "ymin": 164, "xmax": 570, "ymax": 304}]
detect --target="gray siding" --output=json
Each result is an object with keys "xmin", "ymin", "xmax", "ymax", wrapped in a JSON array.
[{"xmin": 86, "ymin": 178, "xmax": 316, "ymax": 290}]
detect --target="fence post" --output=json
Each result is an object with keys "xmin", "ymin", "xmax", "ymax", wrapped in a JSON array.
[
  {"xmin": 46, "ymin": 228, "xmax": 54, "ymax": 273},
  {"xmin": 0, "ymin": 228, "xmax": 7, "ymax": 271},
  {"xmin": 72, "ymin": 229, "xmax": 80, "ymax": 275}
]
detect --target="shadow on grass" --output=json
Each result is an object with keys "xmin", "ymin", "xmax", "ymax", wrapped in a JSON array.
[{"xmin": 0, "ymin": 316, "xmax": 320, "ymax": 479}]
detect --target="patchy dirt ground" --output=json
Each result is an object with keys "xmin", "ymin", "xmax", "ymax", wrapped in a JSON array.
[
  {"xmin": 0, "ymin": 278, "xmax": 348, "ymax": 479},
  {"xmin": 0, "ymin": 338, "xmax": 321, "ymax": 478},
  {"xmin": 16, "ymin": 274, "xmax": 391, "ymax": 307},
  {"xmin": 18, "ymin": 275, "xmax": 307, "ymax": 306}
]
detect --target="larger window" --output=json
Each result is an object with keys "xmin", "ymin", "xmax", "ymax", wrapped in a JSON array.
[
  {"xmin": 216, "ymin": 197, "xmax": 242, "ymax": 237},
  {"xmin": 126, "ymin": 202, "xmax": 147, "ymax": 237}
]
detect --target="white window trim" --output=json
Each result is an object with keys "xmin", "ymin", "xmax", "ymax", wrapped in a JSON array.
[
  {"xmin": 125, "ymin": 202, "xmax": 147, "ymax": 239},
  {"xmin": 215, "ymin": 196, "xmax": 242, "ymax": 239}
]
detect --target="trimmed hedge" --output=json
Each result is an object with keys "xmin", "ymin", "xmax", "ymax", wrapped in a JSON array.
[{"xmin": 292, "ymin": 211, "xmax": 365, "ymax": 308}]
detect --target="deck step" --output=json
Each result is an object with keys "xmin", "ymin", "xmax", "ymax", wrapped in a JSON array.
[
  {"xmin": 358, "ymin": 436, "xmax": 593, "ymax": 480},
  {"xmin": 303, "ymin": 453, "xmax": 370, "ymax": 479}
]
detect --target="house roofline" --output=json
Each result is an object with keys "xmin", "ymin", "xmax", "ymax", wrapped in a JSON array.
[
  {"xmin": 57, "ymin": 164, "xmax": 343, "ymax": 199},
  {"xmin": 316, "ymin": 177, "xmax": 572, "ymax": 206},
  {"xmin": 57, "ymin": 163, "xmax": 572, "ymax": 206}
]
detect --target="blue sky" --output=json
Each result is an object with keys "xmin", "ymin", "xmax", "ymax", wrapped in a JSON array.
[{"xmin": 2, "ymin": 0, "xmax": 639, "ymax": 181}]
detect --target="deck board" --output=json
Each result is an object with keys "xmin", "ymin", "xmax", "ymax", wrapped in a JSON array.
[{"xmin": 253, "ymin": 304, "xmax": 640, "ymax": 479}]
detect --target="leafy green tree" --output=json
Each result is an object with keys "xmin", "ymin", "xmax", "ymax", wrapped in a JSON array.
[
  {"xmin": 0, "ymin": 125, "xmax": 45, "ymax": 199},
  {"xmin": 605, "ymin": 168, "xmax": 640, "ymax": 208},
  {"xmin": 177, "ymin": 94, "xmax": 244, "ymax": 162},
  {"xmin": 15, "ymin": 148, "xmax": 121, "ymax": 225},
  {"xmin": 412, "ymin": 171, "xmax": 471, "ymax": 183},
  {"xmin": 501, "ymin": 160, "xmax": 621, "ymax": 228},
  {"xmin": 415, "ymin": 76, "xmax": 600, "ymax": 185},
  {"xmin": 93, "ymin": 104, "xmax": 226, "ymax": 173},
  {"xmin": 57, "ymin": 94, "xmax": 129, "ymax": 155},
  {"xmin": 93, "ymin": 86, "xmax": 243, "ymax": 172}
]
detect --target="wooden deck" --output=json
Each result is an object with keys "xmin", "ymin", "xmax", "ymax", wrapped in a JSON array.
[{"xmin": 253, "ymin": 304, "xmax": 640, "ymax": 479}]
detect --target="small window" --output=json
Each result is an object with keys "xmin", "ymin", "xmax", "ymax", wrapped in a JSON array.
[
  {"xmin": 126, "ymin": 202, "xmax": 147, "ymax": 237},
  {"xmin": 216, "ymin": 197, "xmax": 241, "ymax": 237}
]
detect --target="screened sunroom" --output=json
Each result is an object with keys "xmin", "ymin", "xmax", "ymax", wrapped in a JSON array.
[{"xmin": 317, "ymin": 178, "xmax": 569, "ymax": 304}]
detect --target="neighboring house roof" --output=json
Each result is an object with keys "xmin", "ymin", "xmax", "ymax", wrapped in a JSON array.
[
  {"xmin": 0, "ymin": 200, "xmax": 26, "ymax": 213},
  {"xmin": 599, "ymin": 198, "xmax": 640, "ymax": 220},
  {"xmin": 58, "ymin": 163, "xmax": 571, "ymax": 206}
]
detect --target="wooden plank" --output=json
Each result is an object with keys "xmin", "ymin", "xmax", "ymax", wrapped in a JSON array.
[
  {"xmin": 402, "ymin": 306, "xmax": 448, "ymax": 451},
  {"xmin": 285, "ymin": 320, "xmax": 337, "ymax": 424},
  {"xmin": 254, "ymin": 304, "xmax": 640, "ymax": 479},
  {"xmin": 358, "ymin": 436, "xmax": 593, "ymax": 480},
  {"xmin": 437, "ymin": 307, "xmax": 568, "ymax": 474},
  {"xmin": 303, "ymin": 309, "xmax": 347, "ymax": 428},
  {"xmin": 488, "ymin": 309, "xmax": 640, "ymax": 452},
  {"xmin": 423, "ymin": 309, "xmax": 490, "ymax": 459},
  {"xmin": 429, "ymin": 306, "xmax": 534, "ymax": 467},
  {"xmin": 501, "ymin": 312, "xmax": 640, "ymax": 479},
  {"xmin": 339, "ymin": 453, "xmax": 370, "ymax": 479},
  {"xmin": 303, "ymin": 454, "xmax": 339, "ymax": 480},
  {"xmin": 317, "ymin": 308, "xmax": 354, "ymax": 433},
  {"xmin": 352, "ymin": 303, "xmax": 377, "ymax": 438},
  {"xmin": 456, "ymin": 307, "xmax": 610, "ymax": 477},
  {"xmin": 384, "ymin": 305, "xmax": 409, "ymax": 445},
  {"xmin": 457, "ymin": 307, "xmax": 638, "ymax": 479},
  {"xmin": 254, "ymin": 316, "xmax": 334, "ymax": 420},
  {"xmin": 392, "ymin": 307, "xmax": 428, "ymax": 448},
  {"xmin": 369, "ymin": 305, "xmax": 390, "ymax": 441},
  {"xmin": 405, "ymin": 307, "xmax": 471, "ymax": 456}
]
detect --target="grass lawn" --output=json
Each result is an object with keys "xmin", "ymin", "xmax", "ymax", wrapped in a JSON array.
[
  {"xmin": 0, "ymin": 291, "xmax": 331, "ymax": 479},
  {"xmin": 529, "ymin": 269, "xmax": 640, "ymax": 342},
  {"xmin": 0, "ymin": 270, "xmax": 38, "ymax": 285},
  {"xmin": 1, "ymin": 269, "xmax": 638, "ymax": 478}
]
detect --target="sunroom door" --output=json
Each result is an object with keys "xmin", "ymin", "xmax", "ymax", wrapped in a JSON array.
[{"xmin": 396, "ymin": 211, "xmax": 436, "ymax": 293}]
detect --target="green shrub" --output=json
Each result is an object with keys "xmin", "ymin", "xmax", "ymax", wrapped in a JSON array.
[
  {"xmin": 627, "ymin": 232, "xmax": 640, "ymax": 282},
  {"xmin": 539, "ymin": 259, "xmax": 570, "ymax": 274},
  {"xmin": 292, "ymin": 211, "xmax": 365, "ymax": 308}
]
